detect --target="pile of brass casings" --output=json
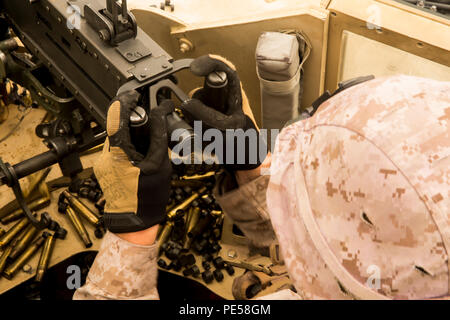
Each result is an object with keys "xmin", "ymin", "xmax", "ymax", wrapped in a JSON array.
[
  {"xmin": 157, "ymin": 171, "xmax": 231, "ymax": 285},
  {"xmin": 58, "ymin": 174, "xmax": 105, "ymax": 245},
  {"xmin": 58, "ymin": 189, "xmax": 104, "ymax": 248},
  {"xmin": 0, "ymin": 169, "xmax": 66, "ymax": 282},
  {"xmin": 0, "ymin": 216, "xmax": 51, "ymax": 280}
]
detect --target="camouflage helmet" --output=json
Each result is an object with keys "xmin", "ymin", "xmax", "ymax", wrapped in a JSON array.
[{"xmin": 267, "ymin": 75, "xmax": 450, "ymax": 299}]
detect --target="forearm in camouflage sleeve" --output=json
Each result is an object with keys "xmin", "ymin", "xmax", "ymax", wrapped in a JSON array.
[
  {"xmin": 214, "ymin": 171, "xmax": 276, "ymax": 249},
  {"xmin": 73, "ymin": 231, "xmax": 159, "ymax": 300}
]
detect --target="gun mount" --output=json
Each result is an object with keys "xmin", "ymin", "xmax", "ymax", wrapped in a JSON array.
[{"xmin": 0, "ymin": 0, "xmax": 195, "ymax": 229}]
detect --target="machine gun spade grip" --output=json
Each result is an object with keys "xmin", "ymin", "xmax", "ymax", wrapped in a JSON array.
[
  {"xmin": 128, "ymin": 79, "xmax": 197, "ymax": 157},
  {"xmin": 145, "ymin": 79, "xmax": 196, "ymax": 154}
]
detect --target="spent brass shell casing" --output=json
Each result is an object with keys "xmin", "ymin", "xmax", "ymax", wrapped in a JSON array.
[
  {"xmin": 2, "ymin": 196, "xmax": 50, "ymax": 224},
  {"xmin": 0, "ymin": 227, "xmax": 5, "ymax": 237},
  {"xmin": 156, "ymin": 223, "xmax": 165, "ymax": 239},
  {"xmin": 167, "ymin": 187, "xmax": 207, "ymax": 220},
  {"xmin": 3, "ymin": 235, "xmax": 46, "ymax": 280},
  {"xmin": 62, "ymin": 190, "xmax": 100, "ymax": 226},
  {"xmin": 65, "ymin": 206, "xmax": 92, "ymax": 248},
  {"xmin": 0, "ymin": 217, "xmax": 30, "ymax": 248},
  {"xmin": 183, "ymin": 207, "xmax": 201, "ymax": 249},
  {"xmin": 0, "ymin": 245, "xmax": 12, "ymax": 274},
  {"xmin": 0, "ymin": 211, "xmax": 24, "ymax": 224},
  {"xmin": 35, "ymin": 233, "xmax": 55, "ymax": 282},
  {"xmin": 157, "ymin": 221, "xmax": 173, "ymax": 254},
  {"xmin": 210, "ymin": 210, "xmax": 223, "ymax": 217},
  {"xmin": 80, "ymin": 143, "xmax": 104, "ymax": 156},
  {"xmin": 181, "ymin": 172, "xmax": 215, "ymax": 180},
  {"xmin": 9, "ymin": 225, "xmax": 38, "ymax": 260},
  {"xmin": 189, "ymin": 214, "xmax": 214, "ymax": 240},
  {"xmin": 9, "ymin": 224, "xmax": 31, "ymax": 249},
  {"xmin": 0, "ymin": 194, "xmax": 41, "ymax": 220}
]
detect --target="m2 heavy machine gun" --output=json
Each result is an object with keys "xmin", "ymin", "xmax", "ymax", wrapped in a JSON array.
[{"xmin": 0, "ymin": 0, "xmax": 195, "ymax": 230}]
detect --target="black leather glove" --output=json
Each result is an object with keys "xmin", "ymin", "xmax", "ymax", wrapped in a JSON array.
[
  {"xmin": 94, "ymin": 90, "xmax": 174, "ymax": 233},
  {"xmin": 180, "ymin": 55, "xmax": 267, "ymax": 171}
]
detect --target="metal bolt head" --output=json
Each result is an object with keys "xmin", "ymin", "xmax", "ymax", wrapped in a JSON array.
[
  {"xmin": 179, "ymin": 43, "xmax": 189, "ymax": 53},
  {"xmin": 207, "ymin": 71, "xmax": 228, "ymax": 88},
  {"xmin": 98, "ymin": 29, "xmax": 110, "ymax": 42},
  {"xmin": 129, "ymin": 106, "xmax": 148, "ymax": 127},
  {"xmin": 227, "ymin": 249, "xmax": 237, "ymax": 259},
  {"xmin": 22, "ymin": 264, "xmax": 33, "ymax": 274},
  {"xmin": 178, "ymin": 38, "xmax": 193, "ymax": 53}
]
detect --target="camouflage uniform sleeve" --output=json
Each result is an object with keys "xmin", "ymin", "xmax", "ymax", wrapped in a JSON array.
[
  {"xmin": 73, "ymin": 231, "xmax": 159, "ymax": 300},
  {"xmin": 213, "ymin": 171, "xmax": 276, "ymax": 249}
]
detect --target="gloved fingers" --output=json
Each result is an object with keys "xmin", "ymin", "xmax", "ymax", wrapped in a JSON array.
[
  {"xmin": 107, "ymin": 90, "xmax": 143, "ymax": 163},
  {"xmin": 191, "ymin": 85, "xmax": 259, "ymax": 130},
  {"xmin": 190, "ymin": 87, "xmax": 240, "ymax": 125},
  {"xmin": 107, "ymin": 90, "xmax": 140, "ymax": 135},
  {"xmin": 189, "ymin": 55, "xmax": 243, "ymax": 115},
  {"xmin": 116, "ymin": 89, "xmax": 140, "ymax": 109},
  {"xmin": 138, "ymin": 99, "xmax": 175, "ymax": 174},
  {"xmin": 181, "ymin": 97, "xmax": 246, "ymax": 131},
  {"xmin": 189, "ymin": 54, "xmax": 236, "ymax": 77}
]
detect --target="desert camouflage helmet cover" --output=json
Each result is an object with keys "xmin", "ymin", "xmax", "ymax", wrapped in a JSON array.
[{"xmin": 267, "ymin": 75, "xmax": 449, "ymax": 299}]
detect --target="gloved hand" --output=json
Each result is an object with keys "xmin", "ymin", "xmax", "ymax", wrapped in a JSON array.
[
  {"xmin": 94, "ymin": 90, "xmax": 174, "ymax": 233},
  {"xmin": 180, "ymin": 55, "xmax": 267, "ymax": 171}
]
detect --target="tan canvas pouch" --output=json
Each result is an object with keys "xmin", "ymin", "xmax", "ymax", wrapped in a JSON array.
[{"xmin": 256, "ymin": 31, "xmax": 311, "ymax": 134}]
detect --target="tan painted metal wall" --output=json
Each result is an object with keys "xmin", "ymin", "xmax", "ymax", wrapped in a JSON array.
[
  {"xmin": 130, "ymin": 3, "xmax": 329, "ymax": 127},
  {"xmin": 324, "ymin": 0, "xmax": 450, "ymax": 92}
]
